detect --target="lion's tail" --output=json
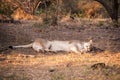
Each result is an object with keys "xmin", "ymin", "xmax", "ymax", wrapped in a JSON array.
[{"xmin": 9, "ymin": 43, "xmax": 33, "ymax": 49}]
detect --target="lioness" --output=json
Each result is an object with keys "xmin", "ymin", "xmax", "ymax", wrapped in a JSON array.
[
  {"xmin": 9, "ymin": 38, "xmax": 93, "ymax": 53},
  {"xmin": 49, "ymin": 40, "xmax": 93, "ymax": 53}
]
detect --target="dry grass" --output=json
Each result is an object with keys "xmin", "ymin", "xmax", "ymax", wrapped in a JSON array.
[
  {"xmin": 11, "ymin": 8, "xmax": 38, "ymax": 20},
  {"xmin": 1, "ymin": 51, "xmax": 120, "ymax": 66},
  {"xmin": 0, "ymin": 51, "xmax": 120, "ymax": 80}
]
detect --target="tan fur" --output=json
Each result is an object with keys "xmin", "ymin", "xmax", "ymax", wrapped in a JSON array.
[
  {"xmin": 11, "ymin": 38, "xmax": 93, "ymax": 53},
  {"xmin": 11, "ymin": 38, "xmax": 51, "ymax": 52},
  {"xmin": 49, "ymin": 40, "xmax": 93, "ymax": 53}
]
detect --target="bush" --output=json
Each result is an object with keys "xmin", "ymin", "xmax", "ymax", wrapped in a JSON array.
[{"xmin": 0, "ymin": 1, "xmax": 17, "ymax": 18}]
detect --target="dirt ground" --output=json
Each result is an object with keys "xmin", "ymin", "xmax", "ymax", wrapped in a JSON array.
[{"xmin": 0, "ymin": 18, "xmax": 120, "ymax": 80}]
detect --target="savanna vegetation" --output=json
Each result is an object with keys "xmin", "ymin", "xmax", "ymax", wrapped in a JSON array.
[{"xmin": 0, "ymin": 0, "xmax": 120, "ymax": 80}]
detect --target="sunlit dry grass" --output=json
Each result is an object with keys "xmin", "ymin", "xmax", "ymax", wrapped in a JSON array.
[
  {"xmin": 1, "ymin": 51, "xmax": 120, "ymax": 67},
  {"xmin": 0, "ymin": 51, "xmax": 120, "ymax": 80}
]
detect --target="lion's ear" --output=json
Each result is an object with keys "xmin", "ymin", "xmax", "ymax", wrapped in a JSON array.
[{"xmin": 89, "ymin": 40, "xmax": 93, "ymax": 44}]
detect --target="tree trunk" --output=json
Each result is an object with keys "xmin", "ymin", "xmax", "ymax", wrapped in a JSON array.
[
  {"xmin": 112, "ymin": 0, "xmax": 119, "ymax": 24},
  {"xmin": 95, "ymin": 0, "xmax": 119, "ymax": 26}
]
